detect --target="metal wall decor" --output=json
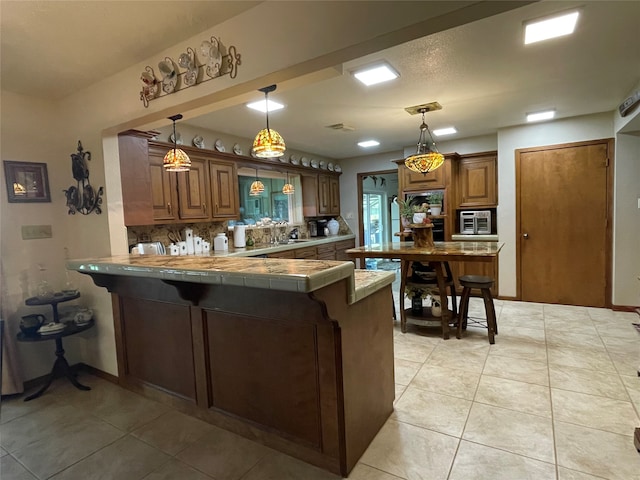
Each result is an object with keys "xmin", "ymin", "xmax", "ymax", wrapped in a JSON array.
[
  {"xmin": 63, "ymin": 141, "xmax": 104, "ymax": 215},
  {"xmin": 140, "ymin": 36, "xmax": 241, "ymax": 108}
]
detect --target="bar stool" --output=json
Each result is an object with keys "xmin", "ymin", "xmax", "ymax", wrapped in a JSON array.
[{"xmin": 457, "ymin": 275, "xmax": 497, "ymax": 344}]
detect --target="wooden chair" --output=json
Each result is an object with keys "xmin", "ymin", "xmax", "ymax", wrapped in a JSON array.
[{"xmin": 457, "ymin": 275, "xmax": 497, "ymax": 344}]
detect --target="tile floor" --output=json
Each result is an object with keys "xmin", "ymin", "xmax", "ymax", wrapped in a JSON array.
[{"xmin": 2, "ymin": 282, "xmax": 640, "ymax": 479}]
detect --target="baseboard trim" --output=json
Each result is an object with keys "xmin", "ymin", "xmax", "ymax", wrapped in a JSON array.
[
  {"xmin": 611, "ymin": 305, "xmax": 640, "ymax": 313},
  {"xmin": 79, "ymin": 363, "xmax": 119, "ymax": 385},
  {"xmin": 21, "ymin": 363, "xmax": 119, "ymax": 392}
]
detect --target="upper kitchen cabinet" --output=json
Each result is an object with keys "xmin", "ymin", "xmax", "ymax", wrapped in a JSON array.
[
  {"xmin": 118, "ymin": 130, "xmax": 160, "ymax": 226},
  {"xmin": 395, "ymin": 153, "xmax": 459, "ymax": 193},
  {"xmin": 208, "ymin": 159, "xmax": 238, "ymax": 218},
  {"xmin": 148, "ymin": 144, "xmax": 179, "ymax": 223},
  {"xmin": 302, "ymin": 173, "xmax": 341, "ymax": 217},
  {"xmin": 457, "ymin": 152, "xmax": 497, "ymax": 208},
  {"xmin": 118, "ymin": 131, "xmax": 239, "ymax": 226}
]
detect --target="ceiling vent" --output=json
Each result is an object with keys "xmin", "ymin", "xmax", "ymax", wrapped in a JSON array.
[
  {"xmin": 404, "ymin": 101, "xmax": 442, "ymax": 115},
  {"xmin": 325, "ymin": 123, "xmax": 355, "ymax": 132}
]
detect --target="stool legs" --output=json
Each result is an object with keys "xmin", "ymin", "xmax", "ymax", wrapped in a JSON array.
[
  {"xmin": 481, "ymin": 288, "xmax": 497, "ymax": 344},
  {"xmin": 457, "ymin": 286, "xmax": 471, "ymax": 339},
  {"xmin": 457, "ymin": 286, "xmax": 497, "ymax": 344}
]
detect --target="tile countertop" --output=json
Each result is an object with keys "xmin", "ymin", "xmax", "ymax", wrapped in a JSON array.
[
  {"xmin": 212, "ymin": 234, "xmax": 356, "ymax": 257},
  {"xmin": 66, "ymin": 250, "xmax": 395, "ymax": 306}
]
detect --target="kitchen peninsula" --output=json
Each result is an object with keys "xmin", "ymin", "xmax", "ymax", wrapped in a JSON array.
[{"xmin": 66, "ymin": 254, "xmax": 395, "ymax": 476}]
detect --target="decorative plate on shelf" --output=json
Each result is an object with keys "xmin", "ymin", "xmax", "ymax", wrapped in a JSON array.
[
  {"xmin": 214, "ymin": 139, "xmax": 225, "ymax": 152},
  {"xmin": 310, "ymin": 159, "xmax": 319, "ymax": 169},
  {"xmin": 327, "ymin": 162, "xmax": 334, "ymax": 171},
  {"xmin": 278, "ymin": 155, "xmax": 288, "ymax": 163},
  {"xmin": 192, "ymin": 135, "xmax": 205, "ymax": 149},
  {"xmin": 169, "ymin": 132, "xmax": 183, "ymax": 145},
  {"xmin": 233, "ymin": 143, "xmax": 243, "ymax": 155},
  {"xmin": 334, "ymin": 164, "xmax": 342, "ymax": 172},
  {"xmin": 319, "ymin": 160, "xmax": 327, "ymax": 170},
  {"xmin": 290, "ymin": 155, "xmax": 299, "ymax": 165},
  {"xmin": 301, "ymin": 157, "xmax": 310, "ymax": 167}
]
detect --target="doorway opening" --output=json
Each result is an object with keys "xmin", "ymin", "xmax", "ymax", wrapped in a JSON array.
[{"xmin": 357, "ymin": 169, "xmax": 399, "ymax": 271}]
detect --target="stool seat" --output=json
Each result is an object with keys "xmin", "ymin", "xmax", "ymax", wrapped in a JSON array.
[
  {"xmin": 457, "ymin": 275, "xmax": 497, "ymax": 344},
  {"xmin": 459, "ymin": 275, "xmax": 494, "ymax": 289}
]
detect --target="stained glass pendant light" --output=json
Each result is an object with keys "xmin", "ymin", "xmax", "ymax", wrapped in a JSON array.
[
  {"xmin": 252, "ymin": 85, "xmax": 286, "ymax": 158},
  {"xmin": 249, "ymin": 168, "xmax": 264, "ymax": 196},
  {"xmin": 404, "ymin": 108, "xmax": 444, "ymax": 175},
  {"xmin": 282, "ymin": 172, "xmax": 294, "ymax": 195},
  {"xmin": 164, "ymin": 114, "xmax": 191, "ymax": 171}
]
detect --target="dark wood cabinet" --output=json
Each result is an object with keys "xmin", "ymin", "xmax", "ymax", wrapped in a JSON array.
[
  {"xmin": 118, "ymin": 131, "xmax": 240, "ymax": 225},
  {"xmin": 176, "ymin": 155, "xmax": 210, "ymax": 221},
  {"xmin": 148, "ymin": 146, "xmax": 179, "ymax": 223},
  {"xmin": 399, "ymin": 160, "xmax": 446, "ymax": 190},
  {"xmin": 335, "ymin": 238, "xmax": 356, "ymax": 262},
  {"xmin": 209, "ymin": 160, "xmax": 238, "ymax": 219},
  {"xmin": 457, "ymin": 152, "xmax": 497, "ymax": 208},
  {"xmin": 294, "ymin": 246, "xmax": 318, "ymax": 259},
  {"xmin": 302, "ymin": 173, "xmax": 341, "ymax": 217}
]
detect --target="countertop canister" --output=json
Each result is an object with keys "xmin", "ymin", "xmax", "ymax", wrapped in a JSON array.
[{"xmin": 214, "ymin": 233, "xmax": 228, "ymax": 251}]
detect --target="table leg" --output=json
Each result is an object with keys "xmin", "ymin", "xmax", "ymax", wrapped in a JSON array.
[
  {"xmin": 24, "ymin": 338, "xmax": 91, "ymax": 402},
  {"xmin": 430, "ymin": 262, "xmax": 450, "ymax": 340}
]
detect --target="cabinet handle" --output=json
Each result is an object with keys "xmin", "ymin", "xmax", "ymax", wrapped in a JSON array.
[
  {"xmin": 167, "ymin": 203, "xmax": 172, "ymax": 215},
  {"xmin": 203, "ymin": 203, "xmax": 207, "ymax": 214}
]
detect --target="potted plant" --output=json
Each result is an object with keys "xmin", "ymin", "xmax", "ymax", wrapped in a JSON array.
[
  {"xmin": 397, "ymin": 197, "xmax": 415, "ymax": 231},
  {"xmin": 428, "ymin": 191, "xmax": 444, "ymax": 216}
]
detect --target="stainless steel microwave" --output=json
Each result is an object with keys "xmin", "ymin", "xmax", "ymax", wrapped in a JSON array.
[{"xmin": 460, "ymin": 210, "xmax": 491, "ymax": 235}]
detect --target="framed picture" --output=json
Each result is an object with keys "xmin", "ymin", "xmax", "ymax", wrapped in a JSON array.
[{"xmin": 3, "ymin": 161, "xmax": 51, "ymax": 203}]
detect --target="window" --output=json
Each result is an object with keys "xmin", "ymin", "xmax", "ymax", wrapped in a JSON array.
[{"xmin": 237, "ymin": 168, "xmax": 303, "ymax": 225}]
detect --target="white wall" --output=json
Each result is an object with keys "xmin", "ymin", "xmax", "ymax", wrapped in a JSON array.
[{"xmin": 612, "ymin": 132, "xmax": 640, "ymax": 306}]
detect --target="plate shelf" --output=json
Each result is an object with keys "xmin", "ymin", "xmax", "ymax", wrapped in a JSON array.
[{"xmin": 140, "ymin": 37, "xmax": 241, "ymax": 108}]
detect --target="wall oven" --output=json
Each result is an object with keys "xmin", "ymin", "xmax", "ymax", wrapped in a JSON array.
[{"xmin": 460, "ymin": 210, "xmax": 492, "ymax": 235}]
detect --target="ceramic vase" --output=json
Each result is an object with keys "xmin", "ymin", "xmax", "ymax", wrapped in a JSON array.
[
  {"xmin": 412, "ymin": 212, "xmax": 427, "ymax": 224},
  {"xmin": 431, "ymin": 298, "xmax": 442, "ymax": 317}
]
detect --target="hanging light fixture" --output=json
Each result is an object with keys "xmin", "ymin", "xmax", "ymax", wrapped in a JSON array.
[
  {"xmin": 164, "ymin": 114, "xmax": 191, "ymax": 172},
  {"xmin": 249, "ymin": 168, "xmax": 264, "ymax": 196},
  {"xmin": 252, "ymin": 85, "xmax": 286, "ymax": 158},
  {"xmin": 282, "ymin": 172, "xmax": 295, "ymax": 195},
  {"xmin": 404, "ymin": 108, "xmax": 444, "ymax": 175}
]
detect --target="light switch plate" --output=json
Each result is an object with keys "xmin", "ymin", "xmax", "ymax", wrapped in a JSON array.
[{"xmin": 22, "ymin": 225, "xmax": 52, "ymax": 239}]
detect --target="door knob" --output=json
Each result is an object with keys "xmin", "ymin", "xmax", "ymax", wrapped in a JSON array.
[{"xmin": 523, "ymin": 233, "xmax": 529, "ymax": 239}]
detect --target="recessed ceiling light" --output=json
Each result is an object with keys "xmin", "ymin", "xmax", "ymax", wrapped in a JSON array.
[
  {"xmin": 433, "ymin": 127, "xmax": 457, "ymax": 136},
  {"xmin": 527, "ymin": 110, "xmax": 556, "ymax": 122},
  {"xmin": 358, "ymin": 140, "xmax": 380, "ymax": 148},
  {"xmin": 353, "ymin": 63, "xmax": 399, "ymax": 86},
  {"xmin": 246, "ymin": 99, "xmax": 284, "ymax": 112},
  {"xmin": 524, "ymin": 11, "xmax": 579, "ymax": 44}
]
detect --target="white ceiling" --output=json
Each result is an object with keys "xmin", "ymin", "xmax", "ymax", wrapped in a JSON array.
[{"xmin": 2, "ymin": 1, "xmax": 639, "ymax": 160}]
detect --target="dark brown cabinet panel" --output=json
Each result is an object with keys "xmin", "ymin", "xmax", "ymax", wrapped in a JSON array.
[
  {"xmin": 120, "ymin": 296, "xmax": 196, "ymax": 400},
  {"xmin": 209, "ymin": 160, "xmax": 238, "ymax": 218},
  {"xmin": 149, "ymin": 147, "xmax": 179, "ymax": 223},
  {"xmin": 294, "ymin": 246, "xmax": 318, "ymax": 259},
  {"xmin": 400, "ymin": 161, "xmax": 446, "ymax": 190},
  {"xmin": 205, "ymin": 310, "xmax": 322, "ymax": 446},
  {"xmin": 335, "ymin": 239, "xmax": 356, "ymax": 261},
  {"xmin": 302, "ymin": 173, "xmax": 341, "ymax": 217},
  {"xmin": 458, "ymin": 153, "xmax": 497, "ymax": 208},
  {"xmin": 177, "ymin": 155, "xmax": 210, "ymax": 221},
  {"xmin": 118, "ymin": 130, "xmax": 156, "ymax": 226}
]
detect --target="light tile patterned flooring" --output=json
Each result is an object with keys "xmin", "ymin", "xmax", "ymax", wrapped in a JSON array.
[{"xmin": 2, "ymin": 278, "xmax": 639, "ymax": 479}]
